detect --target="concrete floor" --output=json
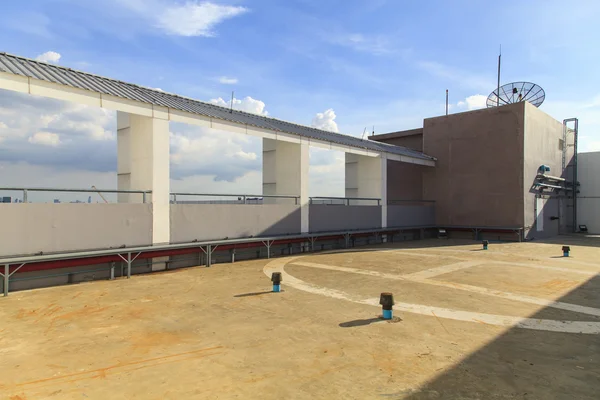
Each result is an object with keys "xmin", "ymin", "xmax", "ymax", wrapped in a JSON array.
[{"xmin": 1, "ymin": 238, "xmax": 599, "ymax": 399}]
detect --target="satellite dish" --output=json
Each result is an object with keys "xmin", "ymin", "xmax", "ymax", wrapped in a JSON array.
[{"xmin": 486, "ymin": 82, "xmax": 545, "ymax": 108}]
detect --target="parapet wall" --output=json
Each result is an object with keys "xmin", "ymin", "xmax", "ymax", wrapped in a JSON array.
[{"xmin": 0, "ymin": 203, "xmax": 153, "ymax": 257}]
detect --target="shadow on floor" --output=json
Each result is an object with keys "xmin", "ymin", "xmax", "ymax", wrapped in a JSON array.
[
  {"xmin": 403, "ymin": 273, "xmax": 600, "ymax": 399},
  {"xmin": 339, "ymin": 317, "xmax": 384, "ymax": 328},
  {"xmin": 234, "ymin": 290, "xmax": 277, "ymax": 298}
]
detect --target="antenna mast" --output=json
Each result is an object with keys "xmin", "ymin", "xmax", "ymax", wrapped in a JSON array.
[
  {"xmin": 229, "ymin": 91, "xmax": 234, "ymax": 113},
  {"xmin": 497, "ymin": 45, "xmax": 501, "ymax": 106},
  {"xmin": 445, "ymin": 89, "xmax": 449, "ymax": 115}
]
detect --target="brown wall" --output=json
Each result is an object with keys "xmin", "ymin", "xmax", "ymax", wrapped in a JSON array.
[
  {"xmin": 371, "ymin": 130, "xmax": 427, "ymax": 201},
  {"xmin": 422, "ymin": 103, "xmax": 526, "ymax": 227}
]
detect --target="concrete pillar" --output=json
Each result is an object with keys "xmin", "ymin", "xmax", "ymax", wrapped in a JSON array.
[
  {"xmin": 262, "ymin": 139, "xmax": 309, "ymax": 233},
  {"xmin": 345, "ymin": 153, "xmax": 387, "ymax": 228},
  {"xmin": 117, "ymin": 112, "xmax": 170, "ymax": 248}
]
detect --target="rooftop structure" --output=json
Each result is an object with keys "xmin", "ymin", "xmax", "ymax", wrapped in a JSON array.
[{"xmin": 0, "ymin": 52, "xmax": 434, "ymax": 165}]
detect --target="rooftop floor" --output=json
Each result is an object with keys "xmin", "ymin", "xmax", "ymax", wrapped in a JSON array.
[{"xmin": 1, "ymin": 237, "xmax": 599, "ymax": 399}]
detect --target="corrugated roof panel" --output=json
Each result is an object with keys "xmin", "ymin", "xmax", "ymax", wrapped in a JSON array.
[{"xmin": 0, "ymin": 52, "xmax": 435, "ymax": 162}]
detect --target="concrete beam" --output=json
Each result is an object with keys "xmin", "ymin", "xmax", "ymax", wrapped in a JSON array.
[
  {"xmin": 262, "ymin": 139, "xmax": 309, "ymax": 233},
  {"xmin": 0, "ymin": 72, "xmax": 434, "ymax": 166},
  {"xmin": 117, "ymin": 112, "xmax": 170, "ymax": 247}
]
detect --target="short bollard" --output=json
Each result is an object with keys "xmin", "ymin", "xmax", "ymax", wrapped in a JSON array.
[
  {"xmin": 379, "ymin": 292, "xmax": 395, "ymax": 320},
  {"xmin": 482, "ymin": 240, "xmax": 489, "ymax": 250},
  {"xmin": 271, "ymin": 272, "xmax": 282, "ymax": 292},
  {"xmin": 562, "ymin": 246, "xmax": 570, "ymax": 257}
]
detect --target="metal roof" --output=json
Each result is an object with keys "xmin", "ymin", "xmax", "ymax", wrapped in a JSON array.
[{"xmin": 0, "ymin": 52, "xmax": 435, "ymax": 161}]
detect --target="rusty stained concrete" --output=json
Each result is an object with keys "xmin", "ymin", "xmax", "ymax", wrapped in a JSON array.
[{"xmin": 0, "ymin": 237, "xmax": 599, "ymax": 399}]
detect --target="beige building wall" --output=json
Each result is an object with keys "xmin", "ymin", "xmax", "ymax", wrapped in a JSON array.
[
  {"xmin": 578, "ymin": 151, "xmax": 600, "ymax": 233},
  {"xmin": 522, "ymin": 102, "xmax": 571, "ymax": 238}
]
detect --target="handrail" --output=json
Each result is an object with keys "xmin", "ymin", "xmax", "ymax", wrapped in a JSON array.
[
  {"xmin": 170, "ymin": 192, "xmax": 300, "ymax": 205},
  {"xmin": 309, "ymin": 196, "xmax": 381, "ymax": 205},
  {"xmin": 0, "ymin": 187, "xmax": 152, "ymax": 203},
  {"xmin": 0, "ymin": 225, "xmax": 435, "ymax": 265}
]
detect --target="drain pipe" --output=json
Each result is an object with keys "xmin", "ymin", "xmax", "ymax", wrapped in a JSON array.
[
  {"xmin": 271, "ymin": 272, "xmax": 282, "ymax": 292},
  {"xmin": 563, "ymin": 118, "xmax": 579, "ymax": 232},
  {"xmin": 379, "ymin": 292, "xmax": 395, "ymax": 320},
  {"xmin": 562, "ymin": 246, "xmax": 570, "ymax": 257}
]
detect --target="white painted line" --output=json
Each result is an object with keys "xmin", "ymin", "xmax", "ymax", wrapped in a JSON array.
[
  {"xmin": 400, "ymin": 247, "xmax": 600, "ymax": 270},
  {"xmin": 415, "ymin": 279, "xmax": 600, "ymax": 317},
  {"xmin": 292, "ymin": 260, "xmax": 600, "ymax": 318},
  {"xmin": 401, "ymin": 261, "xmax": 481, "ymax": 280},
  {"xmin": 292, "ymin": 261, "xmax": 407, "ymax": 281},
  {"xmin": 376, "ymin": 248, "xmax": 597, "ymax": 276},
  {"xmin": 266, "ymin": 257, "xmax": 600, "ymax": 334},
  {"xmin": 492, "ymin": 261, "xmax": 597, "ymax": 276}
]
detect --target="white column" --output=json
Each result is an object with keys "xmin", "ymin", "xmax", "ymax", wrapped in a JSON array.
[
  {"xmin": 117, "ymin": 112, "xmax": 170, "ymax": 246},
  {"xmin": 262, "ymin": 138, "xmax": 309, "ymax": 233},
  {"xmin": 345, "ymin": 153, "xmax": 387, "ymax": 228}
]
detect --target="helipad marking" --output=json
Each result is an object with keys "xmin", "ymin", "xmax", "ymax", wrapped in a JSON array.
[
  {"xmin": 401, "ymin": 261, "xmax": 482, "ymax": 280},
  {"xmin": 399, "ymin": 247, "xmax": 600, "ymax": 270},
  {"xmin": 266, "ymin": 257, "xmax": 600, "ymax": 334},
  {"xmin": 339, "ymin": 248, "xmax": 597, "ymax": 275},
  {"xmin": 291, "ymin": 260, "xmax": 600, "ymax": 317}
]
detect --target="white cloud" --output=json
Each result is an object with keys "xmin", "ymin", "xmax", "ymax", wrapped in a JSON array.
[
  {"xmin": 210, "ymin": 96, "xmax": 268, "ymax": 115},
  {"xmin": 157, "ymin": 2, "xmax": 248, "ymax": 37},
  {"xmin": 28, "ymin": 132, "xmax": 61, "ymax": 147},
  {"xmin": 311, "ymin": 109, "xmax": 339, "ymax": 133},
  {"xmin": 309, "ymin": 148, "xmax": 345, "ymax": 197},
  {"xmin": 169, "ymin": 125, "xmax": 261, "ymax": 181},
  {"xmin": 584, "ymin": 142, "xmax": 600, "ymax": 152},
  {"xmin": 219, "ymin": 76, "xmax": 238, "ymax": 85},
  {"xmin": 0, "ymin": 90, "xmax": 347, "ymax": 195},
  {"xmin": 417, "ymin": 61, "xmax": 491, "ymax": 92},
  {"xmin": 330, "ymin": 33, "xmax": 393, "ymax": 55},
  {"xmin": 4, "ymin": 12, "xmax": 52, "ymax": 38},
  {"xmin": 457, "ymin": 94, "xmax": 487, "ymax": 111},
  {"xmin": 35, "ymin": 51, "xmax": 61, "ymax": 64},
  {"xmin": 542, "ymin": 94, "xmax": 600, "ymax": 153}
]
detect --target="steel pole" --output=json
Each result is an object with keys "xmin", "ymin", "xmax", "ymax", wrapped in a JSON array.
[
  {"xmin": 497, "ymin": 48, "xmax": 501, "ymax": 107},
  {"xmin": 127, "ymin": 252, "xmax": 132, "ymax": 279},
  {"xmin": 573, "ymin": 119, "xmax": 579, "ymax": 232},
  {"xmin": 4, "ymin": 264, "xmax": 9, "ymax": 296},
  {"xmin": 206, "ymin": 245, "xmax": 212, "ymax": 267}
]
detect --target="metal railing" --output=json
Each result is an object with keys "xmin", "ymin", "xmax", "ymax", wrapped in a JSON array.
[
  {"xmin": 170, "ymin": 192, "xmax": 300, "ymax": 205},
  {"xmin": 309, "ymin": 196, "xmax": 381, "ymax": 206},
  {"xmin": 0, "ymin": 187, "xmax": 152, "ymax": 203}
]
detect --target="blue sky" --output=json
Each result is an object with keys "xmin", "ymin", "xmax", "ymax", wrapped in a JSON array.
[{"xmin": 1, "ymin": 0, "xmax": 599, "ymax": 199}]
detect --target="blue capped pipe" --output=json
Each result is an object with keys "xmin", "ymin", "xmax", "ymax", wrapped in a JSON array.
[
  {"xmin": 379, "ymin": 292, "xmax": 394, "ymax": 320},
  {"xmin": 562, "ymin": 246, "xmax": 570, "ymax": 257},
  {"xmin": 271, "ymin": 272, "xmax": 282, "ymax": 292},
  {"xmin": 482, "ymin": 240, "xmax": 489, "ymax": 250}
]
